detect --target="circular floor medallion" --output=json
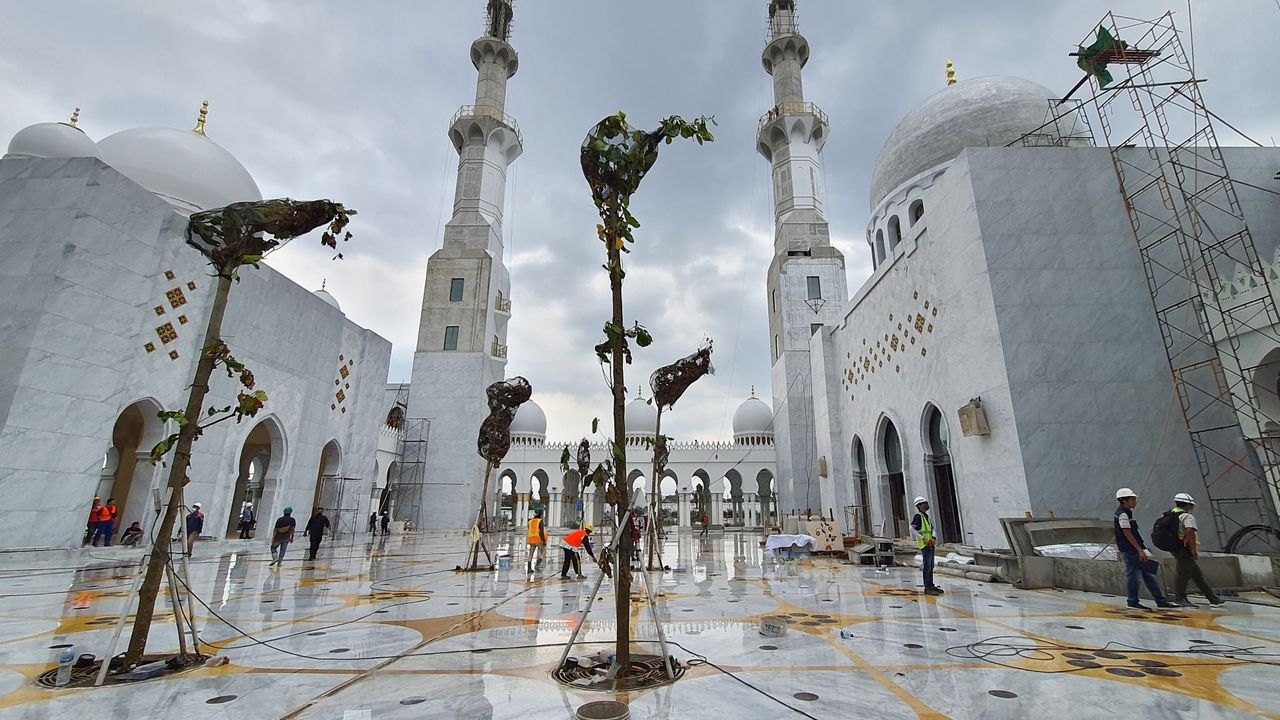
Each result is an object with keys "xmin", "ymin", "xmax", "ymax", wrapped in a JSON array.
[
  {"xmin": 329, "ymin": 648, "xmax": 350, "ymax": 654},
  {"xmin": 1094, "ymin": 651, "xmax": 1126, "ymax": 660},
  {"xmin": 1067, "ymin": 660, "xmax": 1103, "ymax": 669},
  {"xmin": 988, "ymin": 690, "xmax": 1018, "ymax": 699},
  {"xmin": 1063, "ymin": 652, "xmax": 1095, "ymax": 660},
  {"xmin": 903, "ymin": 643, "xmax": 923, "ymax": 649},
  {"xmin": 307, "ymin": 632, "xmax": 326, "ymax": 637},
  {"xmin": 793, "ymin": 692, "xmax": 819, "ymax": 701},
  {"xmin": 1105, "ymin": 667, "xmax": 1145, "ymax": 678},
  {"xmin": 759, "ymin": 645, "xmax": 778, "ymax": 650},
  {"xmin": 206, "ymin": 695, "xmax": 237, "ymax": 704},
  {"xmin": 400, "ymin": 697, "xmax": 427, "ymax": 705},
  {"xmin": 1143, "ymin": 668, "xmax": 1182, "ymax": 677}
]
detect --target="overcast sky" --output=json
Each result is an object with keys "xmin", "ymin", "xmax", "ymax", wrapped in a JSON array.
[{"xmin": 3, "ymin": 1, "xmax": 1277, "ymax": 443}]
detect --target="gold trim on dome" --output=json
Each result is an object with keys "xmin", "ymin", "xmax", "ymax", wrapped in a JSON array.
[
  {"xmin": 69, "ymin": 108, "xmax": 81, "ymax": 129},
  {"xmin": 946, "ymin": 59, "xmax": 957, "ymax": 86}
]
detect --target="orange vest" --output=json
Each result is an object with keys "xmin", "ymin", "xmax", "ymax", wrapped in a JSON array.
[
  {"xmin": 564, "ymin": 528, "xmax": 587, "ymax": 549},
  {"xmin": 96, "ymin": 506, "xmax": 113, "ymax": 523},
  {"xmin": 527, "ymin": 517, "xmax": 543, "ymax": 544}
]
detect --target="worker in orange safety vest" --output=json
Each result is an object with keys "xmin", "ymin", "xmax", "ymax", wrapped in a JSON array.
[
  {"xmin": 526, "ymin": 509, "xmax": 547, "ymax": 574},
  {"xmin": 558, "ymin": 524, "xmax": 596, "ymax": 580}
]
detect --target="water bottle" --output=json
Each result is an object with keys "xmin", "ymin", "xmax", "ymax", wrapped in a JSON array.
[{"xmin": 55, "ymin": 651, "xmax": 74, "ymax": 687}]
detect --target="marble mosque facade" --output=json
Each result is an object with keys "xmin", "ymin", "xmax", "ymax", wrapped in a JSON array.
[{"xmin": 0, "ymin": 127, "xmax": 392, "ymax": 550}]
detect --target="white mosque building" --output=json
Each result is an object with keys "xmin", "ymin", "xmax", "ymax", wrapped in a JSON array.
[
  {"xmin": 4, "ymin": 0, "xmax": 1276, "ymax": 554},
  {"xmin": 0, "ymin": 107, "xmax": 395, "ymax": 549}
]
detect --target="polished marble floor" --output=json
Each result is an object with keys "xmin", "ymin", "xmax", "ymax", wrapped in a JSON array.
[{"xmin": 0, "ymin": 531, "xmax": 1277, "ymax": 719}]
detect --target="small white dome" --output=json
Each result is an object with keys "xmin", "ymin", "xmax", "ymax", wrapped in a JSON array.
[
  {"xmin": 869, "ymin": 76, "xmax": 1068, "ymax": 210},
  {"xmin": 97, "ymin": 126, "xmax": 261, "ymax": 212},
  {"xmin": 5, "ymin": 122, "xmax": 100, "ymax": 160},
  {"xmin": 732, "ymin": 395, "xmax": 774, "ymax": 436},
  {"xmin": 313, "ymin": 288, "xmax": 342, "ymax": 312},
  {"xmin": 624, "ymin": 398, "xmax": 657, "ymax": 437},
  {"xmin": 510, "ymin": 400, "xmax": 547, "ymax": 437}
]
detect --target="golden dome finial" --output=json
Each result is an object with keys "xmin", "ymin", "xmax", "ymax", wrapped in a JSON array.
[
  {"xmin": 192, "ymin": 100, "xmax": 209, "ymax": 135},
  {"xmin": 69, "ymin": 107, "xmax": 80, "ymax": 128},
  {"xmin": 321, "ymin": 278, "xmax": 327, "ymax": 291},
  {"xmin": 946, "ymin": 59, "xmax": 957, "ymax": 86},
  {"xmin": 751, "ymin": 385, "xmax": 757, "ymax": 398}
]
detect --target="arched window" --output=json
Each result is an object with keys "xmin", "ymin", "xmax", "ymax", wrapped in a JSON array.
[
  {"xmin": 386, "ymin": 406, "xmax": 405, "ymax": 429},
  {"xmin": 887, "ymin": 216, "xmax": 901, "ymax": 250},
  {"xmin": 909, "ymin": 199, "xmax": 925, "ymax": 226},
  {"xmin": 875, "ymin": 229, "xmax": 886, "ymax": 264}
]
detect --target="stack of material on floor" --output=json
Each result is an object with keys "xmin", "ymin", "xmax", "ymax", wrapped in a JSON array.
[{"xmin": 803, "ymin": 519, "xmax": 841, "ymax": 552}]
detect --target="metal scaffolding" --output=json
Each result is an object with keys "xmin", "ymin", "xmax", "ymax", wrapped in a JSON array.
[
  {"xmin": 1081, "ymin": 11, "xmax": 1280, "ymax": 551},
  {"xmin": 389, "ymin": 417, "xmax": 430, "ymax": 531}
]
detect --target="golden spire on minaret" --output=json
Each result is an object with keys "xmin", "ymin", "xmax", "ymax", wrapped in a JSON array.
[
  {"xmin": 751, "ymin": 385, "xmax": 757, "ymax": 398},
  {"xmin": 192, "ymin": 100, "xmax": 209, "ymax": 135},
  {"xmin": 68, "ymin": 107, "xmax": 80, "ymax": 129},
  {"xmin": 946, "ymin": 59, "xmax": 957, "ymax": 86}
]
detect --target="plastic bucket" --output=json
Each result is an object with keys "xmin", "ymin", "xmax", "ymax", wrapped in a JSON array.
[
  {"xmin": 497, "ymin": 554, "xmax": 511, "ymax": 571},
  {"xmin": 576, "ymin": 701, "xmax": 630, "ymax": 720},
  {"xmin": 759, "ymin": 615, "xmax": 788, "ymax": 637}
]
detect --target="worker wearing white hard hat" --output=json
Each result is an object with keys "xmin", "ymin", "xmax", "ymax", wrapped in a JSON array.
[
  {"xmin": 1167, "ymin": 492, "xmax": 1224, "ymax": 609},
  {"xmin": 909, "ymin": 496, "xmax": 942, "ymax": 595},
  {"xmin": 1113, "ymin": 487, "xmax": 1176, "ymax": 611}
]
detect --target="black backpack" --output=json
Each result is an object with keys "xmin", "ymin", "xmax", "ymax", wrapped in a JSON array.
[{"xmin": 1150, "ymin": 511, "xmax": 1181, "ymax": 551}]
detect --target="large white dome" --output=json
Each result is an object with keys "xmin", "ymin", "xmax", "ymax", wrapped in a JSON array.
[
  {"xmin": 5, "ymin": 122, "xmax": 100, "ymax": 160},
  {"xmin": 313, "ymin": 288, "xmax": 342, "ymax": 312},
  {"xmin": 732, "ymin": 395, "xmax": 773, "ymax": 436},
  {"xmin": 624, "ymin": 398, "xmax": 657, "ymax": 437},
  {"xmin": 97, "ymin": 126, "xmax": 261, "ymax": 212},
  {"xmin": 510, "ymin": 400, "xmax": 547, "ymax": 437},
  {"xmin": 869, "ymin": 76, "xmax": 1064, "ymax": 210}
]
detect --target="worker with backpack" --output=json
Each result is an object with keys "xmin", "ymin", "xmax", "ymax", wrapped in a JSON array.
[{"xmin": 1150, "ymin": 493, "xmax": 1225, "ymax": 609}]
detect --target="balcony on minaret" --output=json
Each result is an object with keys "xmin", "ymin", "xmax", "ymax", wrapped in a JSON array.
[
  {"xmin": 495, "ymin": 293, "xmax": 512, "ymax": 315},
  {"xmin": 766, "ymin": 1, "xmax": 799, "ymax": 40},
  {"xmin": 490, "ymin": 340, "xmax": 508, "ymax": 359},
  {"xmin": 758, "ymin": 101, "xmax": 828, "ymax": 135},
  {"xmin": 450, "ymin": 105, "xmax": 523, "ymax": 149}
]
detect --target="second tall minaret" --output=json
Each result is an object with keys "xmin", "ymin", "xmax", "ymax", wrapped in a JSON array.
[
  {"xmin": 757, "ymin": 1, "xmax": 847, "ymax": 517},
  {"xmin": 408, "ymin": 0, "xmax": 523, "ymax": 529}
]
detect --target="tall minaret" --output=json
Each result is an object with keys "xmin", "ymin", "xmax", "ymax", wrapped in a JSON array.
[
  {"xmin": 408, "ymin": 0, "xmax": 522, "ymax": 529},
  {"xmin": 757, "ymin": 1, "xmax": 847, "ymax": 515}
]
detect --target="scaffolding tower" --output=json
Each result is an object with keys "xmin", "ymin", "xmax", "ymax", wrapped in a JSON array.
[
  {"xmin": 388, "ymin": 417, "xmax": 430, "ymax": 532},
  {"xmin": 1081, "ymin": 11, "xmax": 1280, "ymax": 551}
]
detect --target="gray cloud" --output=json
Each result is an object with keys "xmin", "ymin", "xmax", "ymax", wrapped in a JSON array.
[{"xmin": 4, "ymin": 0, "xmax": 1275, "ymax": 443}]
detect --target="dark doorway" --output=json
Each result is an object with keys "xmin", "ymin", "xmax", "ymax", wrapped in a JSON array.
[
  {"xmin": 881, "ymin": 420, "xmax": 909, "ymax": 537},
  {"xmin": 923, "ymin": 405, "xmax": 962, "ymax": 544}
]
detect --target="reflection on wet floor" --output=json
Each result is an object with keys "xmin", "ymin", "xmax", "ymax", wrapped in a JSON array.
[{"xmin": 0, "ymin": 530, "xmax": 1277, "ymax": 719}]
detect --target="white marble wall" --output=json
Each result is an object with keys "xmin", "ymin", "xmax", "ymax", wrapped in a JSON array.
[{"xmin": 0, "ymin": 158, "xmax": 392, "ymax": 548}]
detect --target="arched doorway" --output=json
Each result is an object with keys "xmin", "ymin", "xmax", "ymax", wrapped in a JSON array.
[
  {"xmin": 227, "ymin": 418, "xmax": 286, "ymax": 537},
  {"xmin": 755, "ymin": 469, "xmax": 775, "ymax": 527},
  {"xmin": 495, "ymin": 469, "xmax": 517, "ymax": 530},
  {"xmin": 724, "ymin": 469, "xmax": 744, "ymax": 527},
  {"xmin": 659, "ymin": 471, "xmax": 679, "ymax": 527},
  {"xmin": 851, "ymin": 435, "xmax": 871, "ymax": 534},
  {"xmin": 922, "ymin": 404, "xmax": 961, "ymax": 543},
  {"xmin": 879, "ymin": 417, "xmax": 908, "ymax": 537},
  {"xmin": 691, "ymin": 469, "xmax": 712, "ymax": 526},
  {"xmin": 104, "ymin": 399, "xmax": 167, "ymax": 536}
]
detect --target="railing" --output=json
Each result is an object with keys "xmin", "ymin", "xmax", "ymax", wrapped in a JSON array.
[
  {"xmin": 490, "ymin": 341, "xmax": 508, "ymax": 358},
  {"xmin": 757, "ymin": 101, "xmax": 828, "ymax": 134},
  {"xmin": 495, "ymin": 294, "xmax": 512, "ymax": 314},
  {"xmin": 451, "ymin": 104, "xmax": 522, "ymax": 146}
]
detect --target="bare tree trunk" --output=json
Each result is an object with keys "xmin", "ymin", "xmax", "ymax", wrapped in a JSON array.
[
  {"xmin": 608, "ymin": 217, "xmax": 632, "ymax": 674},
  {"xmin": 124, "ymin": 269, "xmax": 233, "ymax": 666}
]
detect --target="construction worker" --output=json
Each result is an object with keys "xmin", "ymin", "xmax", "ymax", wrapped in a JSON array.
[
  {"xmin": 1113, "ymin": 487, "xmax": 1178, "ymax": 610},
  {"xmin": 526, "ymin": 509, "xmax": 547, "ymax": 573},
  {"xmin": 559, "ymin": 524, "xmax": 595, "ymax": 579},
  {"xmin": 910, "ymin": 497, "xmax": 943, "ymax": 595},
  {"xmin": 1169, "ymin": 493, "xmax": 1225, "ymax": 609}
]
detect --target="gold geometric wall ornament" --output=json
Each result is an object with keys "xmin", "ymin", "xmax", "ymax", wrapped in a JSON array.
[
  {"xmin": 331, "ymin": 403, "xmax": 337, "ymax": 410},
  {"xmin": 335, "ymin": 389, "xmax": 346, "ymax": 403},
  {"xmin": 921, "ymin": 348, "xmax": 928, "ymax": 357},
  {"xmin": 932, "ymin": 307, "xmax": 938, "ymax": 317},
  {"xmin": 914, "ymin": 314, "xmax": 926, "ymax": 332},
  {"xmin": 890, "ymin": 336, "xmax": 899, "ymax": 351},
  {"xmin": 913, "ymin": 291, "xmax": 919, "ymax": 300},
  {"xmin": 339, "ymin": 365, "xmax": 349, "ymax": 379},
  {"xmin": 153, "ymin": 305, "xmax": 166, "ymax": 316},
  {"xmin": 168, "ymin": 350, "xmax": 180, "ymax": 360},
  {"xmin": 177, "ymin": 315, "xmax": 189, "ymax": 325},
  {"xmin": 341, "ymin": 407, "xmax": 347, "ymax": 413},
  {"xmin": 156, "ymin": 322, "xmax": 178, "ymax": 344},
  {"xmin": 927, "ymin": 323, "xmax": 933, "ymax": 333},
  {"xmin": 164, "ymin": 270, "xmax": 176, "ymax": 281},
  {"xmin": 166, "ymin": 287, "xmax": 187, "ymax": 308},
  {"xmin": 924, "ymin": 300, "xmax": 930, "ymax": 309},
  {"xmin": 144, "ymin": 342, "xmax": 156, "ymax": 353},
  {"xmin": 187, "ymin": 281, "xmax": 197, "ymax": 291}
]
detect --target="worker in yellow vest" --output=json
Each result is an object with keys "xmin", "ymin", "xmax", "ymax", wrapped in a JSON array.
[
  {"xmin": 910, "ymin": 496, "xmax": 943, "ymax": 596},
  {"xmin": 526, "ymin": 509, "xmax": 547, "ymax": 574}
]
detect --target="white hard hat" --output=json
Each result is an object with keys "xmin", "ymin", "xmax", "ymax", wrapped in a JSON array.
[
  {"xmin": 1115, "ymin": 488, "xmax": 1137, "ymax": 500},
  {"xmin": 913, "ymin": 496, "xmax": 928, "ymax": 506},
  {"xmin": 1173, "ymin": 492, "xmax": 1195, "ymax": 504},
  {"xmin": 192, "ymin": 502, "xmax": 201, "ymax": 508}
]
